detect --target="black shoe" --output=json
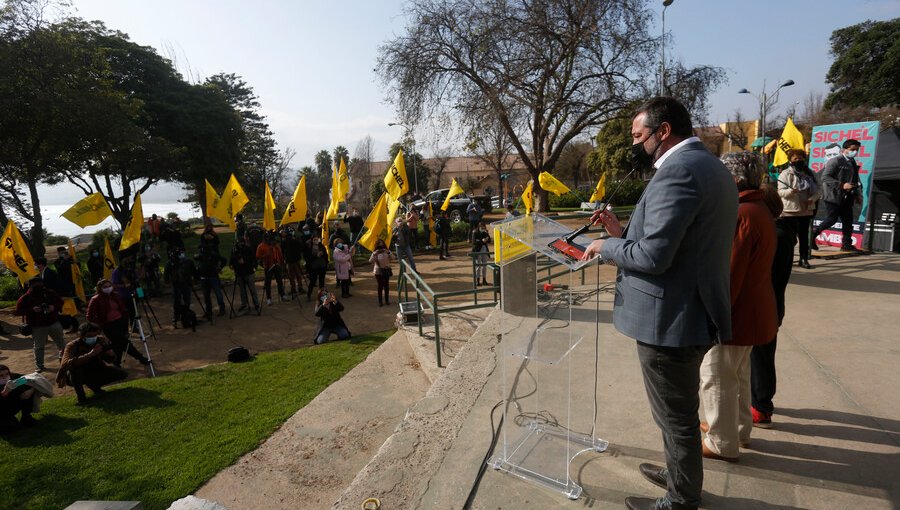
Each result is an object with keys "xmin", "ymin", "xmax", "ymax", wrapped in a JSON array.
[
  {"xmin": 800, "ymin": 259, "xmax": 813, "ymax": 269},
  {"xmin": 638, "ymin": 463, "xmax": 668, "ymax": 490},
  {"xmin": 139, "ymin": 357, "xmax": 151, "ymax": 366},
  {"xmin": 20, "ymin": 414, "xmax": 38, "ymax": 427},
  {"xmin": 841, "ymin": 245, "xmax": 858, "ymax": 252}
]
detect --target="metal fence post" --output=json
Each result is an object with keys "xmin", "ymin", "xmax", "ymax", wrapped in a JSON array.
[{"xmin": 434, "ymin": 295, "xmax": 442, "ymax": 368}]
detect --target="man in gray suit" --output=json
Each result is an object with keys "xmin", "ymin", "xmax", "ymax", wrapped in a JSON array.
[{"xmin": 583, "ymin": 97, "xmax": 737, "ymax": 510}]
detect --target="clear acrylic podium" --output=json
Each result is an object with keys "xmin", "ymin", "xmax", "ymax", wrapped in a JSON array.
[{"xmin": 489, "ymin": 213, "xmax": 608, "ymax": 500}]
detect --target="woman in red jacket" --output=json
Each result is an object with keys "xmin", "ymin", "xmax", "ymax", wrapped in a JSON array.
[
  {"xmin": 699, "ymin": 152, "xmax": 778, "ymax": 462},
  {"xmin": 86, "ymin": 279, "xmax": 149, "ymax": 367}
]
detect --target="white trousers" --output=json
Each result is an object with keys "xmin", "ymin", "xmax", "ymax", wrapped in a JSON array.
[{"xmin": 700, "ymin": 344, "xmax": 753, "ymax": 457}]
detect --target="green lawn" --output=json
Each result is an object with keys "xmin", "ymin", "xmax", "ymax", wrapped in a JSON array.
[{"xmin": 1, "ymin": 330, "xmax": 393, "ymax": 510}]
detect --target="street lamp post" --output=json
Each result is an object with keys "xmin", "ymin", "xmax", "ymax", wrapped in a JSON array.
[
  {"xmin": 738, "ymin": 79, "xmax": 795, "ymax": 166},
  {"xmin": 388, "ymin": 122, "xmax": 418, "ymax": 196},
  {"xmin": 660, "ymin": 0, "xmax": 674, "ymax": 95}
]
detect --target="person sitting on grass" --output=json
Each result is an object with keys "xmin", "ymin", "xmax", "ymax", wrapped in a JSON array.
[
  {"xmin": 56, "ymin": 323, "xmax": 127, "ymax": 405},
  {"xmin": 0, "ymin": 364, "xmax": 39, "ymax": 434},
  {"xmin": 313, "ymin": 289, "xmax": 350, "ymax": 345}
]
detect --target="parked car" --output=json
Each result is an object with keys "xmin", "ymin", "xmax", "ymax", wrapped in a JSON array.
[{"xmin": 412, "ymin": 189, "xmax": 493, "ymax": 223}]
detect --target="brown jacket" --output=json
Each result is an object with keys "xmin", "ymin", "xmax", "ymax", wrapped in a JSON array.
[
  {"xmin": 729, "ymin": 190, "xmax": 778, "ymax": 346},
  {"xmin": 56, "ymin": 337, "xmax": 116, "ymax": 388}
]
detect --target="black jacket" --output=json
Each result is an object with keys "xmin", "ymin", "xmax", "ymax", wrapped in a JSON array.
[
  {"xmin": 230, "ymin": 243, "xmax": 257, "ymax": 276},
  {"xmin": 314, "ymin": 300, "xmax": 349, "ymax": 339}
]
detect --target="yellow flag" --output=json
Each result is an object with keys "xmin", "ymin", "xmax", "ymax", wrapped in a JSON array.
[
  {"xmin": 61, "ymin": 192, "xmax": 113, "ymax": 228},
  {"xmin": 218, "ymin": 173, "xmax": 249, "ymax": 229},
  {"xmin": 522, "ymin": 181, "xmax": 534, "ymax": 214},
  {"xmin": 441, "ymin": 178, "xmax": 465, "ymax": 211},
  {"xmin": 358, "ymin": 193, "xmax": 389, "ymax": 252},
  {"xmin": 103, "ymin": 238, "xmax": 116, "ymax": 281},
  {"xmin": 326, "ymin": 168, "xmax": 340, "ymax": 221},
  {"xmin": 385, "ymin": 194, "xmax": 402, "ymax": 247},
  {"xmin": 383, "ymin": 149, "xmax": 409, "ymax": 200},
  {"xmin": 205, "ymin": 180, "xmax": 224, "ymax": 221},
  {"xmin": 68, "ymin": 240, "xmax": 86, "ymax": 302},
  {"xmin": 263, "ymin": 181, "xmax": 276, "ymax": 231},
  {"xmin": 428, "ymin": 202, "xmax": 438, "ymax": 247},
  {"xmin": 0, "ymin": 221, "xmax": 38, "ymax": 285},
  {"xmin": 338, "ymin": 157, "xmax": 350, "ymax": 200},
  {"xmin": 773, "ymin": 117, "xmax": 805, "ymax": 167},
  {"xmin": 119, "ymin": 193, "xmax": 144, "ymax": 251},
  {"xmin": 322, "ymin": 220, "xmax": 331, "ymax": 260},
  {"xmin": 589, "ymin": 172, "xmax": 607, "ymax": 203},
  {"xmin": 281, "ymin": 175, "xmax": 308, "ymax": 225},
  {"xmin": 538, "ymin": 171, "xmax": 571, "ymax": 196}
]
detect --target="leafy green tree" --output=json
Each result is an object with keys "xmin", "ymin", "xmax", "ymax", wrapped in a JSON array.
[
  {"xmin": 587, "ymin": 117, "xmax": 633, "ymax": 182},
  {"xmin": 825, "ymin": 19, "xmax": 900, "ymax": 110}
]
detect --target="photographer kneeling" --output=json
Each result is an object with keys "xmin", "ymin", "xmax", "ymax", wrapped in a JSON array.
[
  {"xmin": 313, "ymin": 289, "xmax": 350, "ymax": 345},
  {"xmin": 57, "ymin": 323, "xmax": 127, "ymax": 405}
]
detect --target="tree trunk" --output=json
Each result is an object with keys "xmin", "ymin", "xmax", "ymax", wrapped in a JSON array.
[{"xmin": 26, "ymin": 179, "xmax": 46, "ymax": 259}]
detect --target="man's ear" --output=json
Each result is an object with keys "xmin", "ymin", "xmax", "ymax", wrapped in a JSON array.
[{"xmin": 658, "ymin": 121, "xmax": 673, "ymax": 141}]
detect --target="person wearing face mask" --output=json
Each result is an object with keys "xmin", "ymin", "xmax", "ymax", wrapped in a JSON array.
[
  {"xmin": 0, "ymin": 364, "xmax": 38, "ymax": 433},
  {"xmin": 15, "ymin": 277, "xmax": 66, "ymax": 373},
  {"xmin": 87, "ymin": 248, "xmax": 104, "ymax": 285},
  {"xmin": 86, "ymin": 279, "xmax": 150, "ymax": 367},
  {"xmin": 164, "ymin": 249, "xmax": 197, "ymax": 324},
  {"xmin": 472, "ymin": 221, "xmax": 492, "ymax": 286},
  {"xmin": 256, "ymin": 231, "xmax": 287, "ymax": 305},
  {"xmin": 369, "ymin": 239, "xmax": 394, "ymax": 306},
  {"xmin": 332, "ymin": 238, "xmax": 355, "ymax": 298},
  {"xmin": 313, "ymin": 289, "xmax": 350, "ymax": 345},
  {"xmin": 777, "ymin": 149, "xmax": 820, "ymax": 269},
  {"xmin": 812, "ymin": 138, "xmax": 862, "ymax": 251},
  {"xmin": 305, "ymin": 236, "xmax": 329, "ymax": 301},
  {"xmin": 56, "ymin": 323, "xmax": 127, "ymax": 404},
  {"xmin": 281, "ymin": 228, "xmax": 305, "ymax": 300},
  {"xmin": 582, "ymin": 97, "xmax": 737, "ymax": 510}
]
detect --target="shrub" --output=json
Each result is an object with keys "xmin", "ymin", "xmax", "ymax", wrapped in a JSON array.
[
  {"xmin": 450, "ymin": 221, "xmax": 469, "ymax": 242},
  {"xmin": 0, "ymin": 270, "xmax": 22, "ymax": 301},
  {"xmin": 45, "ymin": 233, "xmax": 70, "ymax": 246},
  {"xmin": 606, "ymin": 178, "xmax": 646, "ymax": 206},
  {"xmin": 88, "ymin": 228, "xmax": 118, "ymax": 253},
  {"xmin": 548, "ymin": 189, "xmax": 590, "ymax": 208}
]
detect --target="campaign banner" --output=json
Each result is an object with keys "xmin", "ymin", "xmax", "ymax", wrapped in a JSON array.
[{"xmin": 809, "ymin": 121, "xmax": 880, "ymax": 248}]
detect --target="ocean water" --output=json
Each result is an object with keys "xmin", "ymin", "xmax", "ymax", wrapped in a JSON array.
[{"xmin": 30, "ymin": 202, "xmax": 202, "ymax": 238}]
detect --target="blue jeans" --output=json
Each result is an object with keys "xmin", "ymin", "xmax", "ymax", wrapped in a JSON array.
[
  {"xmin": 399, "ymin": 245, "xmax": 417, "ymax": 272},
  {"xmin": 201, "ymin": 276, "xmax": 225, "ymax": 316},
  {"xmin": 316, "ymin": 326, "xmax": 350, "ymax": 344}
]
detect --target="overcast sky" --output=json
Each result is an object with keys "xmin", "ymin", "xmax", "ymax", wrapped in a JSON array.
[{"xmin": 35, "ymin": 0, "xmax": 900, "ymax": 206}]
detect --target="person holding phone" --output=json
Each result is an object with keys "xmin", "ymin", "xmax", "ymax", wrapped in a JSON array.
[{"xmin": 313, "ymin": 289, "xmax": 350, "ymax": 345}]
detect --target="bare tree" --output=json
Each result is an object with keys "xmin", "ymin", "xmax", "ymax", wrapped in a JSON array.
[
  {"xmin": 430, "ymin": 145, "xmax": 454, "ymax": 190},
  {"xmin": 465, "ymin": 109, "xmax": 517, "ymax": 203},
  {"xmin": 723, "ymin": 110, "xmax": 751, "ymax": 152},
  {"xmin": 555, "ymin": 140, "xmax": 593, "ymax": 190},
  {"xmin": 377, "ymin": 0, "xmax": 664, "ymax": 211},
  {"xmin": 351, "ymin": 135, "xmax": 376, "ymax": 209},
  {"xmin": 268, "ymin": 147, "xmax": 295, "ymax": 204}
]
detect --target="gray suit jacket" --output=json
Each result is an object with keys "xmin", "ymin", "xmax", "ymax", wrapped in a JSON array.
[{"xmin": 600, "ymin": 141, "xmax": 737, "ymax": 347}]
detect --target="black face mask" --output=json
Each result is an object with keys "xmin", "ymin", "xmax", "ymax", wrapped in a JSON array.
[{"xmin": 631, "ymin": 127, "xmax": 662, "ymax": 171}]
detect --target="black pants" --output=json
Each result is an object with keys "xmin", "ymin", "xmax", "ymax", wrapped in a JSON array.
[
  {"xmin": 375, "ymin": 273, "xmax": 390, "ymax": 305},
  {"xmin": 637, "ymin": 341, "xmax": 709, "ymax": 509},
  {"xmin": 814, "ymin": 199, "xmax": 854, "ymax": 247},
  {"xmin": 67, "ymin": 363, "xmax": 128, "ymax": 401},
  {"xmin": 102, "ymin": 317, "xmax": 146, "ymax": 365},
  {"xmin": 172, "ymin": 284, "xmax": 192, "ymax": 320},
  {"xmin": 338, "ymin": 279, "xmax": 350, "ymax": 297},
  {"xmin": 751, "ymin": 338, "xmax": 778, "ymax": 414},
  {"xmin": 263, "ymin": 265, "xmax": 285, "ymax": 299},
  {"xmin": 782, "ymin": 216, "xmax": 812, "ymax": 260},
  {"xmin": 439, "ymin": 235, "xmax": 450, "ymax": 257},
  {"xmin": 0, "ymin": 386, "xmax": 35, "ymax": 422},
  {"xmin": 307, "ymin": 269, "xmax": 326, "ymax": 298}
]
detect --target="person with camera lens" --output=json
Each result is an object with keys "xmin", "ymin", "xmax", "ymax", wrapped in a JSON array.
[
  {"xmin": 256, "ymin": 230, "xmax": 287, "ymax": 305},
  {"xmin": 305, "ymin": 235, "xmax": 328, "ymax": 302},
  {"xmin": 281, "ymin": 228, "xmax": 305, "ymax": 300},
  {"xmin": 164, "ymin": 248, "xmax": 196, "ymax": 325},
  {"xmin": 15, "ymin": 277, "xmax": 66, "ymax": 373},
  {"xmin": 230, "ymin": 234, "xmax": 261, "ymax": 314},
  {"xmin": 87, "ymin": 279, "xmax": 150, "ymax": 367},
  {"xmin": 369, "ymin": 239, "xmax": 394, "ymax": 307},
  {"xmin": 56, "ymin": 323, "xmax": 127, "ymax": 405},
  {"xmin": 196, "ymin": 246, "xmax": 227, "ymax": 320},
  {"xmin": 313, "ymin": 289, "xmax": 350, "ymax": 345}
]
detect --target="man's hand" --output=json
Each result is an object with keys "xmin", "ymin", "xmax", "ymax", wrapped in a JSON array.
[
  {"xmin": 590, "ymin": 208, "xmax": 624, "ymax": 238},
  {"xmin": 842, "ymin": 183, "xmax": 855, "ymax": 190},
  {"xmin": 581, "ymin": 239, "xmax": 605, "ymax": 261},
  {"xmin": 90, "ymin": 344, "xmax": 103, "ymax": 357}
]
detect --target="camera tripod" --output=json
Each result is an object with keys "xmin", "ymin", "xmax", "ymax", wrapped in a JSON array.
[{"xmin": 130, "ymin": 293, "xmax": 157, "ymax": 377}]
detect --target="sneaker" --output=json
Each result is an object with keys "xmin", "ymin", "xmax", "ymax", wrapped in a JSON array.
[
  {"xmin": 751, "ymin": 406, "xmax": 773, "ymax": 428},
  {"xmin": 267, "ymin": 298, "xmax": 272, "ymax": 305},
  {"xmin": 35, "ymin": 367, "xmax": 45, "ymax": 374},
  {"xmin": 280, "ymin": 295, "xmax": 289, "ymax": 302}
]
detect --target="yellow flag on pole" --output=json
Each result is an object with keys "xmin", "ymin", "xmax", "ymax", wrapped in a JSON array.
[
  {"xmin": 205, "ymin": 180, "xmax": 224, "ymax": 221},
  {"xmin": 538, "ymin": 171, "xmax": 571, "ymax": 196},
  {"xmin": 441, "ymin": 178, "xmax": 465, "ymax": 211},
  {"xmin": 61, "ymin": 193, "xmax": 113, "ymax": 228},
  {"xmin": 281, "ymin": 175, "xmax": 308, "ymax": 225},
  {"xmin": 338, "ymin": 157, "xmax": 350, "ymax": 200},
  {"xmin": 589, "ymin": 172, "xmax": 607, "ymax": 203},
  {"xmin": 357, "ymin": 193, "xmax": 389, "ymax": 252},
  {"xmin": 263, "ymin": 181, "xmax": 276, "ymax": 231},
  {"xmin": 322, "ymin": 220, "xmax": 331, "ymax": 260},
  {"xmin": 326, "ymin": 168, "xmax": 340, "ymax": 221},
  {"xmin": 119, "ymin": 193, "xmax": 143, "ymax": 251},
  {"xmin": 67, "ymin": 240, "xmax": 86, "ymax": 302},
  {"xmin": 773, "ymin": 117, "xmax": 805, "ymax": 167},
  {"xmin": 0, "ymin": 221, "xmax": 38, "ymax": 285},
  {"xmin": 428, "ymin": 202, "xmax": 438, "ymax": 247},
  {"xmin": 218, "ymin": 174, "xmax": 249, "ymax": 230},
  {"xmin": 103, "ymin": 238, "xmax": 116, "ymax": 281},
  {"xmin": 522, "ymin": 181, "xmax": 534, "ymax": 214},
  {"xmin": 385, "ymin": 194, "xmax": 402, "ymax": 247},
  {"xmin": 383, "ymin": 149, "xmax": 409, "ymax": 200}
]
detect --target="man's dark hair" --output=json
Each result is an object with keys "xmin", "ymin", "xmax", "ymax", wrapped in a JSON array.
[
  {"xmin": 634, "ymin": 97, "xmax": 693, "ymax": 138},
  {"xmin": 36, "ymin": 257, "xmax": 47, "ymax": 266},
  {"xmin": 843, "ymin": 139, "xmax": 860, "ymax": 149},
  {"xmin": 57, "ymin": 246, "xmax": 66, "ymax": 252},
  {"xmin": 79, "ymin": 322, "xmax": 102, "ymax": 336}
]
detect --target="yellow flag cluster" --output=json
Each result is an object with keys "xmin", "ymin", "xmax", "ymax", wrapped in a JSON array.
[
  {"xmin": 773, "ymin": 117, "xmax": 805, "ymax": 167},
  {"xmin": 0, "ymin": 221, "xmax": 38, "ymax": 285},
  {"xmin": 263, "ymin": 182, "xmax": 276, "ymax": 231},
  {"xmin": 589, "ymin": 172, "xmax": 607, "ymax": 203},
  {"xmin": 538, "ymin": 171, "xmax": 571, "ymax": 196},
  {"xmin": 68, "ymin": 240, "xmax": 86, "ymax": 302},
  {"xmin": 103, "ymin": 238, "xmax": 116, "ymax": 281},
  {"xmin": 441, "ymin": 179, "xmax": 465, "ymax": 211},
  {"xmin": 207, "ymin": 174, "xmax": 250, "ymax": 230},
  {"xmin": 281, "ymin": 176, "xmax": 308, "ymax": 225},
  {"xmin": 384, "ymin": 150, "xmax": 409, "ymax": 200},
  {"xmin": 61, "ymin": 193, "xmax": 113, "ymax": 228},
  {"xmin": 119, "ymin": 193, "xmax": 144, "ymax": 251}
]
